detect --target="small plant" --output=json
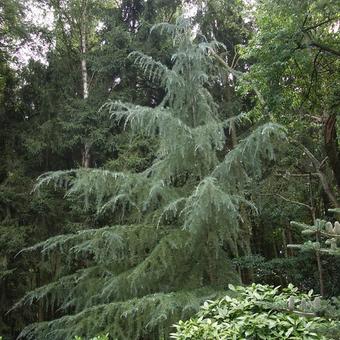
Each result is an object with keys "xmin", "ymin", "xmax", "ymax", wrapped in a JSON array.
[{"xmin": 171, "ymin": 284, "xmax": 338, "ymax": 339}]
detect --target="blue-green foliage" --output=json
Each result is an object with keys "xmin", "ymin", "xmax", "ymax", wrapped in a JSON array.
[{"xmin": 15, "ymin": 17, "xmax": 285, "ymax": 339}]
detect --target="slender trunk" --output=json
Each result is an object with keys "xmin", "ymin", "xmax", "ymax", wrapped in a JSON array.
[
  {"xmin": 308, "ymin": 174, "xmax": 325, "ymax": 296},
  {"xmin": 234, "ymin": 243, "xmax": 242, "ymax": 281},
  {"xmin": 315, "ymin": 230, "xmax": 325, "ymax": 297},
  {"xmin": 272, "ymin": 242, "xmax": 279, "ymax": 258},
  {"xmin": 80, "ymin": 5, "xmax": 88, "ymax": 101},
  {"xmin": 286, "ymin": 225, "xmax": 293, "ymax": 256},
  {"xmin": 207, "ymin": 232, "xmax": 217, "ymax": 284},
  {"xmin": 324, "ymin": 114, "xmax": 340, "ymax": 190},
  {"xmin": 230, "ymin": 119, "xmax": 237, "ymax": 148},
  {"xmin": 282, "ymin": 227, "xmax": 288, "ymax": 258},
  {"xmin": 80, "ymin": 2, "xmax": 90, "ymax": 168},
  {"xmin": 225, "ymin": 83, "xmax": 237, "ymax": 148},
  {"xmin": 82, "ymin": 143, "xmax": 91, "ymax": 168}
]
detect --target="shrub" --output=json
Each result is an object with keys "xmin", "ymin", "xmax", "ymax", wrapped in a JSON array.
[
  {"xmin": 75, "ymin": 335, "xmax": 108, "ymax": 340},
  {"xmin": 171, "ymin": 284, "xmax": 338, "ymax": 339}
]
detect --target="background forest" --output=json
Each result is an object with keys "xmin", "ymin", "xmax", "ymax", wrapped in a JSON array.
[{"xmin": 0, "ymin": 0, "xmax": 339, "ymax": 339}]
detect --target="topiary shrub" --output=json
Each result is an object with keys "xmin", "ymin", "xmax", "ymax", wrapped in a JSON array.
[{"xmin": 171, "ymin": 284, "xmax": 338, "ymax": 339}]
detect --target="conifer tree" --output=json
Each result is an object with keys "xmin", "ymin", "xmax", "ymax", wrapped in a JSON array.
[
  {"xmin": 287, "ymin": 209, "xmax": 340, "ymax": 296},
  {"xmin": 14, "ymin": 18, "xmax": 285, "ymax": 339}
]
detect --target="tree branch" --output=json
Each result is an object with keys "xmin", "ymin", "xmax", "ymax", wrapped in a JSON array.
[
  {"xmin": 262, "ymin": 193, "xmax": 313, "ymax": 210},
  {"xmin": 310, "ymin": 41, "xmax": 340, "ymax": 58},
  {"xmin": 211, "ymin": 51, "xmax": 266, "ymax": 106},
  {"xmin": 300, "ymin": 145, "xmax": 339, "ymax": 207},
  {"xmin": 303, "ymin": 17, "xmax": 339, "ymax": 31}
]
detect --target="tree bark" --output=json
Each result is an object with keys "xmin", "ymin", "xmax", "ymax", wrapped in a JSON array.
[
  {"xmin": 309, "ymin": 194, "xmax": 325, "ymax": 296},
  {"xmin": 82, "ymin": 143, "xmax": 91, "ymax": 168},
  {"xmin": 80, "ymin": 1, "xmax": 91, "ymax": 168},
  {"xmin": 315, "ymin": 231, "xmax": 325, "ymax": 297},
  {"xmin": 80, "ymin": 3, "xmax": 88, "ymax": 101},
  {"xmin": 324, "ymin": 114, "xmax": 340, "ymax": 190}
]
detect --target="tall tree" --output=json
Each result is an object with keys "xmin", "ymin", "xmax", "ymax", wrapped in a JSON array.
[
  {"xmin": 45, "ymin": 0, "xmax": 112, "ymax": 167},
  {"xmin": 14, "ymin": 18, "xmax": 285, "ymax": 339},
  {"xmin": 243, "ymin": 0, "xmax": 340, "ymax": 207},
  {"xmin": 239, "ymin": 0, "xmax": 340, "ymax": 296},
  {"xmin": 1, "ymin": 1, "xmax": 181, "ymax": 337}
]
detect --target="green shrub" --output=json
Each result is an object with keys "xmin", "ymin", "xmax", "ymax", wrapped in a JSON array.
[
  {"xmin": 172, "ymin": 284, "xmax": 338, "ymax": 339},
  {"xmin": 75, "ymin": 335, "xmax": 108, "ymax": 340}
]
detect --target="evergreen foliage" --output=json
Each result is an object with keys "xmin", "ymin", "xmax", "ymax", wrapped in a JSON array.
[
  {"xmin": 288, "ymin": 218, "xmax": 340, "ymax": 256},
  {"xmin": 2, "ymin": 1, "xmax": 339, "ymax": 339},
  {"xmin": 13, "ymin": 17, "xmax": 285, "ymax": 339},
  {"xmin": 1, "ymin": 0, "xmax": 182, "ymax": 337}
]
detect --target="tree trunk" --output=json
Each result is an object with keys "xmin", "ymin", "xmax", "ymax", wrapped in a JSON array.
[
  {"xmin": 82, "ymin": 143, "xmax": 91, "ymax": 168},
  {"xmin": 316, "ymin": 249, "xmax": 325, "ymax": 297},
  {"xmin": 282, "ymin": 227, "xmax": 288, "ymax": 258},
  {"xmin": 286, "ymin": 225, "xmax": 293, "ymax": 257},
  {"xmin": 80, "ymin": 1, "xmax": 90, "ymax": 168},
  {"xmin": 302, "ymin": 145, "xmax": 338, "ymax": 207},
  {"xmin": 314, "ymin": 222, "xmax": 324, "ymax": 297},
  {"xmin": 80, "ymin": 4, "xmax": 88, "ymax": 101},
  {"xmin": 207, "ymin": 230, "xmax": 219, "ymax": 284},
  {"xmin": 324, "ymin": 114, "xmax": 340, "ymax": 190}
]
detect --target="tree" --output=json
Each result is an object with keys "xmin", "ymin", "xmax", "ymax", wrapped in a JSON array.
[
  {"xmin": 14, "ymin": 17, "xmax": 285, "ymax": 339},
  {"xmin": 193, "ymin": 0, "xmax": 252, "ymax": 149},
  {"xmin": 242, "ymin": 0, "xmax": 340, "ymax": 208},
  {"xmin": 41, "ymin": 0, "xmax": 114, "ymax": 167},
  {"xmin": 287, "ymin": 210, "xmax": 340, "ymax": 296},
  {"xmin": 1, "ymin": 1, "xmax": 182, "ymax": 337},
  {"xmin": 0, "ymin": 0, "xmax": 27, "ymax": 58},
  {"xmin": 234, "ymin": 0, "xmax": 340, "ymax": 295}
]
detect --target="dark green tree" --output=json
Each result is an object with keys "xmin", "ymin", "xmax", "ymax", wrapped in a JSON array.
[{"xmin": 1, "ymin": 1, "xmax": 181, "ymax": 337}]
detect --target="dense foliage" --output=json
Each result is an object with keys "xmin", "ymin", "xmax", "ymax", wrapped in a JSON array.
[
  {"xmin": 172, "ymin": 284, "xmax": 338, "ymax": 339},
  {"xmin": 0, "ymin": 0, "xmax": 339, "ymax": 339},
  {"xmin": 13, "ymin": 16, "xmax": 287, "ymax": 340}
]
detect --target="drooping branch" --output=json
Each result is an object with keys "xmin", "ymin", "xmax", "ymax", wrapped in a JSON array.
[{"xmin": 300, "ymin": 145, "xmax": 339, "ymax": 207}]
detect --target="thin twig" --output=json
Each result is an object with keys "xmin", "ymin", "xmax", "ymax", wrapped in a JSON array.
[{"xmin": 261, "ymin": 193, "xmax": 312, "ymax": 210}]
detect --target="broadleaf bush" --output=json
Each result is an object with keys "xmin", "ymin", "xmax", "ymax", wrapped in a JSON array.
[{"xmin": 171, "ymin": 284, "xmax": 338, "ymax": 339}]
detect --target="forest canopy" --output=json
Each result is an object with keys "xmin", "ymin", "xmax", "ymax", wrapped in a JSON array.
[{"xmin": 0, "ymin": 0, "xmax": 339, "ymax": 339}]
